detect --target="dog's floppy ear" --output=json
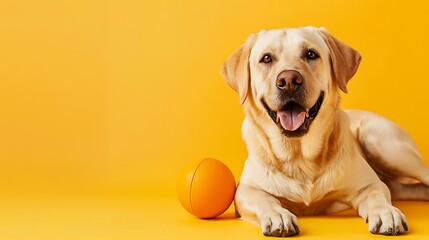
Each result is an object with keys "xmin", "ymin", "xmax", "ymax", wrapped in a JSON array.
[
  {"xmin": 319, "ymin": 28, "xmax": 361, "ymax": 93},
  {"xmin": 221, "ymin": 34, "xmax": 257, "ymax": 104}
]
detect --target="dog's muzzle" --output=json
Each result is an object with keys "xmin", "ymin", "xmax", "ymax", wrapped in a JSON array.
[{"xmin": 262, "ymin": 92, "xmax": 324, "ymax": 137}]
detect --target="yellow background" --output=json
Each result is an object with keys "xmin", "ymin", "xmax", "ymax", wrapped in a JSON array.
[{"xmin": 1, "ymin": 0, "xmax": 429, "ymax": 239}]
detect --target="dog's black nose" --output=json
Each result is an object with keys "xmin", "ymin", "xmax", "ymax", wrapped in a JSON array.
[{"xmin": 276, "ymin": 70, "xmax": 303, "ymax": 92}]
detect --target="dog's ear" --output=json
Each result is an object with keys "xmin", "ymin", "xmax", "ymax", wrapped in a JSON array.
[
  {"xmin": 318, "ymin": 28, "xmax": 361, "ymax": 93},
  {"xmin": 221, "ymin": 34, "xmax": 257, "ymax": 104}
]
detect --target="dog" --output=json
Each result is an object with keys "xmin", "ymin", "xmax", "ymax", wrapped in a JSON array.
[{"xmin": 220, "ymin": 26, "xmax": 429, "ymax": 237}]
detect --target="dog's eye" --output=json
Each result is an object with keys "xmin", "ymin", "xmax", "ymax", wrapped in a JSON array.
[
  {"xmin": 306, "ymin": 50, "xmax": 319, "ymax": 60},
  {"xmin": 260, "ymin": 54, "xmax": 272, "ymax": 63}
]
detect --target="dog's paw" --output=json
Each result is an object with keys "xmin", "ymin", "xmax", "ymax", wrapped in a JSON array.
[
  {"xmin": 367, "ymin": 206, "xmax": 408, "ymax": 236},
  {"xmin": 259, "ymin": 207, "xmax": 300, "ymax": 237}
]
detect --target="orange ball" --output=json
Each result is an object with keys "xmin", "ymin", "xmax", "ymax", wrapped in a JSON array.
[{"xmin": 177, "ymin": 158, "xmax": 236, "ymax": 218}]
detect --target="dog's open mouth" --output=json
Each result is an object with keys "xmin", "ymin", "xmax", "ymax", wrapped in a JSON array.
[{"xmin": 262, "ymin": 92, "xmax": 324, "ymax": 137}]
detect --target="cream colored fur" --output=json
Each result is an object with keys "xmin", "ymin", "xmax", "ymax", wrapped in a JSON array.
[{"xmin": 221, "ymin": 26, "xmax": 429, "ymax": 237}]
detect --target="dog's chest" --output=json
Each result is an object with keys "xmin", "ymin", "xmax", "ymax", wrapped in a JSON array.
[
  {"xmin": 255, "ymin": 161, "xmax": 335, "ymax": 206},
  {"xmin": 271, "ymin": 174, "xmax": 326, "ymax": 205}
]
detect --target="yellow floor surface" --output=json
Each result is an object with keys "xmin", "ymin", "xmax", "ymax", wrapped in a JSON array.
[{"xmin": 1, "ymin": 192, "xmax": 428, "ymax": 240}]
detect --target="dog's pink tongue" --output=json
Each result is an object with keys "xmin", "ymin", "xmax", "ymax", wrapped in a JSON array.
[{"xmin": 277, "ymin": 107, "xmax": 306, "ymax": 131}]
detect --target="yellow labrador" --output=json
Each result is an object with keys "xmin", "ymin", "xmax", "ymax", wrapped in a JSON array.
[{"xmin": 221, "ymin": 26, "xmax": 429, "ymax": 237}]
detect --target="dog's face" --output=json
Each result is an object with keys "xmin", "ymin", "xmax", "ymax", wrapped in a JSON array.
[
  {"xmin": 222, "ymin": 27, "xmax": 361, "ymax": 137},
  {"xmin": 249, "ymin": 28, "xmax": 331, "ymax": 137}
]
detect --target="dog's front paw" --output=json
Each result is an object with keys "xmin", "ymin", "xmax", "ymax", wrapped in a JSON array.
[
  {"xmin": 367, "ymin": 206, "xmax": 408, "ymax": 236},
  {"xmin": 259, "ymin": 207, "xmax": 300, "ymax": 237}
]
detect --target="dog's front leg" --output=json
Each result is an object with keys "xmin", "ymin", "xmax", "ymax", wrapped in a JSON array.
[
  {"xmin": 235, "ymin": 183, "xmax": 300, "ymax": 237},
  {"xmin": 351, "ymin": 181, "xmax": 408, "ymax": 236}
]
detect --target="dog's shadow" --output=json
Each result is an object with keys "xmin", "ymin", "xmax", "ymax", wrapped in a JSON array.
[{"xmin": 212, "ymin": 208, "xmax": 358, "ymax": 221}]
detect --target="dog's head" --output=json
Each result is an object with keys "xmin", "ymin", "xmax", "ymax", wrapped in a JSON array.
[{"xmin": 221, "ymin": 27, "xmax": 361, "ymax": 137}]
